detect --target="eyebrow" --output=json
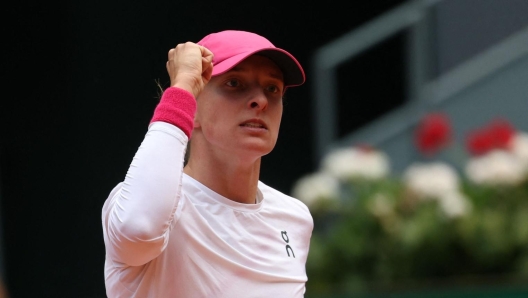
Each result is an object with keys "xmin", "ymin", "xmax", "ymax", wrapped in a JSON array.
[{"xmin": 229, "ymin": 65, "xmax": 284, "ymax": 81}]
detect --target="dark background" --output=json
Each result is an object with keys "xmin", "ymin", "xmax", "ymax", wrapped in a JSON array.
[{"xmin": 1, "ymin": 0, "xmax": 405, "ymax": 297}]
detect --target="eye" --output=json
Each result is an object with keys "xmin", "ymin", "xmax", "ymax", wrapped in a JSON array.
[
  {"xmin": 265, "ymin": 84, "xmax": 281, "ymax": 94},
  {"xmin": 225, "ymin": 78, "xmax": 241, "ymax": 88}
]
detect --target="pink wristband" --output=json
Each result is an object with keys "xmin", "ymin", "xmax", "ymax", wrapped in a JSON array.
[{"xmin": 150, "ymin": 87, "xmax": 197, "ymax": 138}]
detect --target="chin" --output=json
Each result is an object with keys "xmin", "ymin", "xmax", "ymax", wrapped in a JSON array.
[{"xmin": 239, "ymin": 141, "xmax": 275, "ymax": 157}]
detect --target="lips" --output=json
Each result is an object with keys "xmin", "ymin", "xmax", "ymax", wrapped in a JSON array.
[{"xmin": 240, "ymin": 119, "xmax": 268, "ymax": 129}]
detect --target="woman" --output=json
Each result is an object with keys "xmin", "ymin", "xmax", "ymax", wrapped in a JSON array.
[{"xmin": 102, "ymin": 30, "xmax": 313, "ymax": 297}]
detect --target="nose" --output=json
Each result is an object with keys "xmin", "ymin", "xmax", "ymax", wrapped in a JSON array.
[{"xmin": 247, "ymin": 89, "xmax": 268, "ymax": 111}]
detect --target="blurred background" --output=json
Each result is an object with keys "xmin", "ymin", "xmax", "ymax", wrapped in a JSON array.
[{"xmin": 1, "ymin": 0, "xmax": 528, "ymax": 297}]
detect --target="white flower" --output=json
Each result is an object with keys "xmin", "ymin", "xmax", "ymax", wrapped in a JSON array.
[
  {"xmin": 402, "ymin": 162, "xmax": 471, "ymax": 218},
  {"xmin": 510, "ymin": 132, "xmax": 528, "ymax": 171},
  {"xmin": 437, "ymin": 191, "xmax": 472, "ymax": 218},
  {"xmin": 465, "ymin": 150, "xmax": 525, "ymax": 186},
  {"xmin": 321, "ymin": 146, "xmax": 390, "ymax": 181},
  {"xmin": 291, "ymin": 172, "xmax": 340, "ymax": 209},
  {"xmin": 402, "ymin": 162, "xmax": 460, "ymax": 200}
]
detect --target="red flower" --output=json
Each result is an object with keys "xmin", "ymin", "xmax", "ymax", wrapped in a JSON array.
[
  {"xmin": 414, "ymin": 113, "xmax": 452, "ymax": 156},
  {"xmin": 466, "ymin": 129, "xmax": 494, "ymax": 156},
  {"xmin": 466, "ymin": 118, "xmax": 515, "ymax": 156},
  {"xmin": 487, "ymin": 118, "xmax": 515, "ymax": 149}
]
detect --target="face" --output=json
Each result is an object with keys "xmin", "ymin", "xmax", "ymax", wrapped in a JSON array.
[{"xmin": 193, "ymin": 55, "xmax": 285, "ymax": 161}]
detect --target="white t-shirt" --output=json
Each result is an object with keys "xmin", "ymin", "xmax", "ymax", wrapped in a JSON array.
[{"xmin": 102, "ymin": 122, "xmax": 313, "ymax": 298}]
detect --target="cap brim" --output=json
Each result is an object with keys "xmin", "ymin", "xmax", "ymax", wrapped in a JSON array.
[{"xmin": 211, "ymin": 48, "xmax": 305, "ymax": 88}]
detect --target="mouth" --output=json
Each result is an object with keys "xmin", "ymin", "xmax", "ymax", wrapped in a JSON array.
[{"xmin": 240, "ymin": 119, "xmax": 268, "ymax": 130}]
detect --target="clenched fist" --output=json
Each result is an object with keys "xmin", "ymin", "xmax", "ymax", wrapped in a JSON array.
[{"xmin": 166, "ymin": 42, "xmax": 214, "ymax": 98}]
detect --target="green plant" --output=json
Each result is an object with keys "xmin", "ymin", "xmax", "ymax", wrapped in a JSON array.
[{"xmin": 293, "ymin": 115, "xmax": 528, "ymax": 295}]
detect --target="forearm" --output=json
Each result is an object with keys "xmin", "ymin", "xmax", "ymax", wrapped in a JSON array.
[{"xmin": 103, "ymin": 87, "xmax": 196, "ymax": 266}]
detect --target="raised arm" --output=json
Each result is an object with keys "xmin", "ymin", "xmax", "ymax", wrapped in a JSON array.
[{"xmin": 102, "ymin": 42, "xmax": 213, "ymax": 266}]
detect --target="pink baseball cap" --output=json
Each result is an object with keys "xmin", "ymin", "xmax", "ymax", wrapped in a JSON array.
[{"xmin": 197, "ymin": 30, "xmax": 305, "ymax": 88}]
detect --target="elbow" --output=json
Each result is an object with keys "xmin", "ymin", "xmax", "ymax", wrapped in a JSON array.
[{"xmin": 106, "ymin": 213, "xmax": 169, "ymax": 266}]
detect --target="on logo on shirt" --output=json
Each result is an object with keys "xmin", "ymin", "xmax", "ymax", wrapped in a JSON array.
[{"xmin": 281, "ymin": 231, "xmax": 295, "ymax": 258}]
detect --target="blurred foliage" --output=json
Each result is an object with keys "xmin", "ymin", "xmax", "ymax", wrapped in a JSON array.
[{"xmin": 305, "ymin": 176, "xmax": 528, "ymax": 296}]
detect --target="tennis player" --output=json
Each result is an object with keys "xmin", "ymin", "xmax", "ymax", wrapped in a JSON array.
[{"xmin": 102, "ymin": 30, "xmax": 314, "ymax": 297}]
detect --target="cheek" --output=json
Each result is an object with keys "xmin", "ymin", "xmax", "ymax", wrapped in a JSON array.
[
  {"xmin": 194, "ymin": 100, "xmax": 217, "ymax": 129},
  {"xmin": 196, "ymin": 106, "xmax": 230, "ymax": 139}
]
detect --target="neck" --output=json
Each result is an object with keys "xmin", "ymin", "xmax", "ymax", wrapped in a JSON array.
[{"xmin": 184, "ymin": 147, "xmax": 261, "ymax": 204}]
